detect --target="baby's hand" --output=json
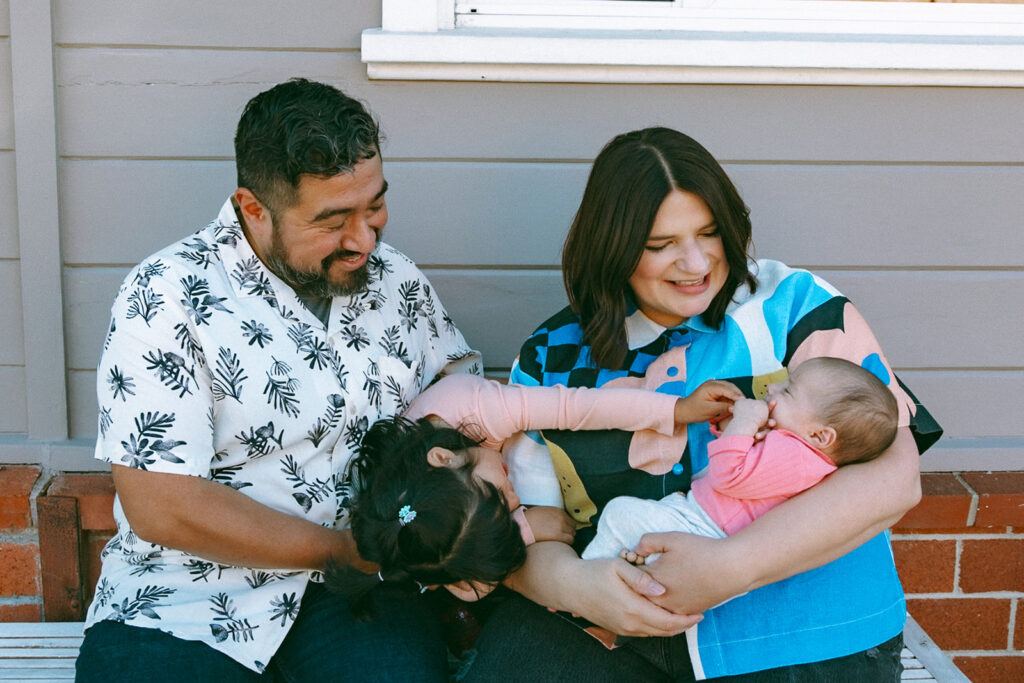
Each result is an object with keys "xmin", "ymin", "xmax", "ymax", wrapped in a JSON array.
[
  {"xmin": 674, "ymin": 380, "xmax": 744, "ymax": 427},
  {"xmin": 721, "ymin": 398, "xmax": 770, "ymax": 438},
  {"xmin": 618, "ymin": 548, "xmax": 649, "ymax": 566},
  {"xmin": 523, "ymin": 506, "xmax": 576, "ymax": 544}
]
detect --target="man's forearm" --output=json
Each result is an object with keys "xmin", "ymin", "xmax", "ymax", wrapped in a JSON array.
[{"xmin": 112, "ymin": 465, "xmax": 370, "ymax": 572}]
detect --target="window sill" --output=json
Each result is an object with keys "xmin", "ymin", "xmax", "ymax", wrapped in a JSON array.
[{"xmin": 361, "ymin": 27, "xmax": 1024, "ymax": 87}]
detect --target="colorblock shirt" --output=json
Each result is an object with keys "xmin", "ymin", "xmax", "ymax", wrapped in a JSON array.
[
  {"xmin": 85, "ymin": 199, "xmax": 480, "ymax": 672},
  {"xmin": 695, "ymin": 431, "xmax": 837, "ymax": 535},
  {"xmin": 504, "ymin": 259, "xmax": 942, "ymax": 680}
]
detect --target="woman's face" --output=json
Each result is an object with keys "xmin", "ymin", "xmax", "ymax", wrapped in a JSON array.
[
  {"xmin": 468, "ymin": 446, "xmax": 520, "ymax": 510},
  {"xmin": 627, "ymin": 189, "xmax": 727, "ymax": 328}
]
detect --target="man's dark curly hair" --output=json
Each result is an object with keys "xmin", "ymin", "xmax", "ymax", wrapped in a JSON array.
[{"xmin": 234, "ymin": 78, "xmax": 381, "ymax": 216}]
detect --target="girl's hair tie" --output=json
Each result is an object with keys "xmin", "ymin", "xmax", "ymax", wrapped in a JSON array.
[{"xmin": 398, "ymin": 504, "xmax": 417, "ymax": 526}]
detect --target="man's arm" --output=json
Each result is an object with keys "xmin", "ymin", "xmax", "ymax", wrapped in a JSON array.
[
  {"xmin": 636, "ymin": 425, "xmax": 920, "ymax": 614},
  {"xmin": 112, "ymin": 465, "xmax": 375, "ymax": 573}
]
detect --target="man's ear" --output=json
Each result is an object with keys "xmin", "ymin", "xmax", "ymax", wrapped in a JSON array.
[
  {"xmin": 234, "ymin": 188, "xmax": 272, "ymax": 237},
  {"xmin": 806, "ymin": 425, "xmax": 837, "ymax": 451},
  {"xmin": 426, "ymin": 447, "xmax": 467, "ymax": 469}
]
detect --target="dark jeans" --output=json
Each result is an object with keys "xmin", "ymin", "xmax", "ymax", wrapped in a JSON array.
[
  {"xmin": 462, "ymin": 594, "xmax": 904, "ymax": 683},
  {"xmin": 76, "ymin": 581, "xmax": 449, "ymax": 683}
]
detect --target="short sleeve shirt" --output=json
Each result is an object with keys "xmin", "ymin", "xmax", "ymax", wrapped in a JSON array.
[{"xmin": 85, "ymin": 199, "xmax": 480, "ymax": 672}]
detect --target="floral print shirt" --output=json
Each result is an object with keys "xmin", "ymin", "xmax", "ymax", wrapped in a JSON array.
[{"xmin": 85, "ymin": 199, "xmax": 480, "ymax": 672}]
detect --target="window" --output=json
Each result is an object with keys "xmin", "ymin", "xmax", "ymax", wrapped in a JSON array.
[{"xmin": 363, "ymin": 0, "xmax": 1024, "ymax": 85}]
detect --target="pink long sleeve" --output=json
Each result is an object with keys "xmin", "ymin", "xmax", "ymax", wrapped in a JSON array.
[
  {"xmin": 403, "ymin": 374, "xmax": 679, "ymax": 451},
  {"xmin": 691, "ymin": 429, "xmax": 838, "ymax": 535}
]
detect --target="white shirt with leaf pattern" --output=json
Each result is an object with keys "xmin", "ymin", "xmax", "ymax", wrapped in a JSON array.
[{"xmin": 85, "ymin": 199, "xmax": 481, "ymax": 672}]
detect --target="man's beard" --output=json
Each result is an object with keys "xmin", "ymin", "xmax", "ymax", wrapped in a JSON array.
[{"xmin": 265, "ymin": 226, "xmax": 374, "ymax": 299}]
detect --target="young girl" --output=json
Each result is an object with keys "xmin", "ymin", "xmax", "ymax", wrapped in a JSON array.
[{"xmin": 329, "ymin": 373, "xmax": 741, "ymax": 610}]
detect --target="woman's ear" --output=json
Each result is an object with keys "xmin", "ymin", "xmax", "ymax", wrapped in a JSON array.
[
  {"xmin": 445, "ymin": 581, "xmax": 484, "ymax": 602},
  {"xmin": 426, "ymin": 447, "xmax": 467, "ymax": 469}
]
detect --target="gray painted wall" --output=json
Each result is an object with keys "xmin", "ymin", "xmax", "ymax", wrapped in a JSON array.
[{"xmin": 2, "ymin": 0, "xmax": 1021, "ymax": 472}]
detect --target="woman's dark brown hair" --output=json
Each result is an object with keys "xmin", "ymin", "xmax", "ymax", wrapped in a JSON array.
[{"xmin": 562, "ymin": 127, "xmax": 757, "ymax": 369}]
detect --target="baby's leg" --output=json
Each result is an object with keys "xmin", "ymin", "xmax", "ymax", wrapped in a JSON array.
[{"xmin": 581, "ymin": 495, "xmax": 707, "ymax": 561}]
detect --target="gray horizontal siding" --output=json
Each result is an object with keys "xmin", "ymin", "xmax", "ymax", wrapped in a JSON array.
[
  {"xmin": 0, "ymin": 38, "xmax": 12, "ymax": 147},
  {"xmin": 61, "ymin": 158, "xmax": 1024, "ymax": 268},
  {"xmin": 0, "ymin": 152, "xmax": 16, "ymax": 257},
  {"xmin": 0, "ymin": 261, "xmax": 23, "ymax": 365},
  {"xmin": 54, "ymin": 47, "xmax": 1024, "ymax": 164},
  {"xmin": 1, "ymin": 0, "xmax": 1018, "ymax": 469},
  {"xmin": 54, "ymin": 0, "xmax": 372, "ymax": 50},
  {"xmin": 0, "ymin": 368, "xmax": 26, "ymax": 433}
]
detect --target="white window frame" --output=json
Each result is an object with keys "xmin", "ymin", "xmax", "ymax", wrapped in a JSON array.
[{"xmin": 363, "ymin": 0, "xmax": 1024, "ymax": 86}]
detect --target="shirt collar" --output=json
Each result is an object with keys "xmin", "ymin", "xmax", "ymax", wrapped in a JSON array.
[{"xmin": 624, "ymin": 298, "xmax": 717, "ymax": 350}]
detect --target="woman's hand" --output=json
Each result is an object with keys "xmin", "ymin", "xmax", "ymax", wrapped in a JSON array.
[
  {"xmin": 674, "ymin": 380, "xmax": 744, "ymax": 427},
  {"xmin": 523, "ymin": 506, "xmax": 576, "ymax": 544},
  {"xmin": 505, "ymin": 542, "xmax": 701, "ymax": 637},
  {"xmin": 634, "ymin": 532, "xmax": 750, "ymax": 615}
]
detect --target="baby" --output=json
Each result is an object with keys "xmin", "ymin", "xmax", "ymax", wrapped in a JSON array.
[{"xmin": 581, "ymin": 356, "xmax": 900, "ymax": 563}]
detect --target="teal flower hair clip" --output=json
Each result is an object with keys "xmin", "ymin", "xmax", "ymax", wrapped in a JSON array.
[{"xmin": 398, "ymin": 505, "xmax": 417, "ymax": 526}]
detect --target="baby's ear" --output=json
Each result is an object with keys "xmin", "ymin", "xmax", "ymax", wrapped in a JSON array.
[
  {"xmin": 806, "ymin": 425, "xmax": 837, "ymax": 452},
  {"xmin": 426, "ymin": 447, "xmax": 466, "ymax": 469}
]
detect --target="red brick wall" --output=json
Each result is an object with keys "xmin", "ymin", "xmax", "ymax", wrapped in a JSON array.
[
  {"xmin": 893, "ymin": 472, "xmax": 1024, "ymax": 683},
  {"xmin": 0, "ymin": 466, "xmax": 42, "ymax": 621},
  {"xmin": 3, "ymin": 466, "xmax": 1023, "ymax": 681}
]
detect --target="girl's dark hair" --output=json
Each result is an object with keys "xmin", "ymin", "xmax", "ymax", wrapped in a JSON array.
[
  {"xmin": 562, "ymin": 127, "xmax": 757, "ymax": 369},
  {"xmin": 326, "ymin": 416, "xmax": 526, "ymax": 618}
]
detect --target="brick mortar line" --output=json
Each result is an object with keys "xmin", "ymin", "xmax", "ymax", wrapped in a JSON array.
[
  {"xmin": 945, "ymin": 651, "xmax": 1024, "ymax": 657},
  {"xmin": 892, "ymin": 532, "xmax": 1024, "ymax": 540},
  {"xmin": 907, "ymin": 592, "xmax": 1024, "ymax": 598},
  {"xmin": 953, "ymin": 472, "xmax": 980, "ymax": 527},
  {"xmin": 0, "ymin": 595, "xmax": 42, "ymax": 606},
  {"xmin": 953, "ymin": 538, "xmax": 962, "ymax": 594},
  {"xmin": 0, "ymin": 530, "xmax": 39, "ymax": 543},
  {"xmin": 1009, "ymin": 598, "xmax": 1018, "ymax": 651}
]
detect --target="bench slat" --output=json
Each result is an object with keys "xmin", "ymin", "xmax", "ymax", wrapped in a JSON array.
[
  {"xmin": 0, "ymin": 670, "xmax": 74, "ymax": 680},
  {"xmin": 0, "ymin": 624, "xmax": 82, "ymax": 638},
  {"xmin": 0, "ymin": 649, "xmax": 80, "ymax": 660}
]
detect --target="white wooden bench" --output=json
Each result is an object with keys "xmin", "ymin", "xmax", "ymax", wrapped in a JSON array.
[
  {"xmin": 0, "ymin": 622, "xmax": 80, "ymax": 681},
  {"xmin": 0, "ymin": 617, "xmax": 967, "ymax": 682}
]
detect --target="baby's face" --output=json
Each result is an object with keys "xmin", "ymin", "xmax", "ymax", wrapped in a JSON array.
[{"xmin": 765, "ymin": 364, "xmax": 827, "ymax": 442}]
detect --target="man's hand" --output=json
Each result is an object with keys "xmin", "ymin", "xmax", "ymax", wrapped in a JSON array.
[
  {"xmin": 674, "ymin": 380, "xmax": 744, "ymax": 427},
  {"xmin": 634, "ymin": 532, "xmax": 750, "ymax": 615},
  {"xmin": 523, "ymin": 506, "xmax": 576, "ymax": 544}
]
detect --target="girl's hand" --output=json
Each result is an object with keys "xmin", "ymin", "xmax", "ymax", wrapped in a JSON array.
[
  {"xmin": 635, "ymin": 532, "xmax": 751, "ymax": 615},
  {"xmin": 674, "ymin": 380, "xmax": 744, "ymax": 427},
  {"xmin": 720, "ymin": 398, "xmax": 770, "ymax": 438},
  {"xmin": 523, "ymin": 506, "xmax": 576, "ymax": 544}
]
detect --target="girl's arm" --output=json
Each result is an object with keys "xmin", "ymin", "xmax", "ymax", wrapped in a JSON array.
[
  {"xmin": 406, "ymin": 374, "xmax": 738, "ymax": 449},
  {"xmin": 635, "ymin": 425, "xmax": 920, "ymax": 614}
]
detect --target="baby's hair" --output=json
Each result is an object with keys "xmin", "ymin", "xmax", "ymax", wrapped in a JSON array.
[
  {"xmin": 804, "ymin": 357, "xmax": 899, "ymax": 465},
  {"xmin": 326, "ymin": 415, "xmax": 526, "ymax": 617}
]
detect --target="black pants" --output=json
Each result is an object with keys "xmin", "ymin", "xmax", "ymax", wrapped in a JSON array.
[{"xmin": 462, "ymin": 594, "xmax": 903, "ymax": 683}]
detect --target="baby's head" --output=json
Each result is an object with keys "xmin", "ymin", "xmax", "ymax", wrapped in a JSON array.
[
  {"xmin": 766, "ymin": 357, "xmax": 898, "ymax": 465},
  {"xmin": 345, "ymin": 415, "xmax": 526, "ymax": 602}
]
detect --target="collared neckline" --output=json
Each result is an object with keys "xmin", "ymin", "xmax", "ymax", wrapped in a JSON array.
[{"xmin": 624, "ymin": 298, "xmax": 716, "ymax": 350}]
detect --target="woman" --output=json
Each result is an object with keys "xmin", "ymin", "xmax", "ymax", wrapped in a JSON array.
[{"xmin": 464, "ymin": 128, "xmax": 941, "ymax": 681}]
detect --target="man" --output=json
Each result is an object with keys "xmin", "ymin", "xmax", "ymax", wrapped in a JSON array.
[{"xmin": 76, "ymin": 79, "xmax": 480, "ymax": 682}]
